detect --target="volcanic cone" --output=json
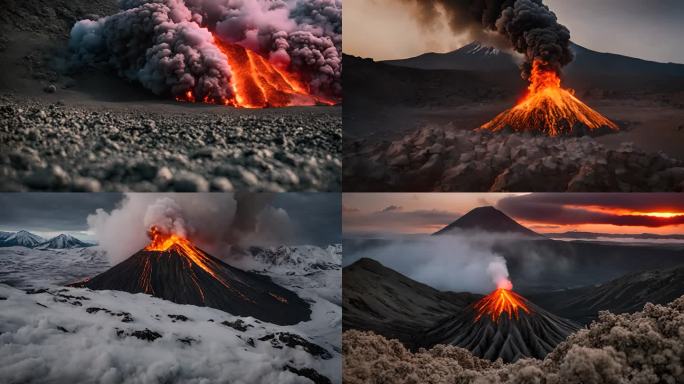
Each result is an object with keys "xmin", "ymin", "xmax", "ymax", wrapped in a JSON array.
[
  {"xmin": 424, "ymin": 288, "xmax": 579, "ymax": 362},
  {"xmin": 73, "ymin": 233, "xmax": 311, "ymax": 325}
]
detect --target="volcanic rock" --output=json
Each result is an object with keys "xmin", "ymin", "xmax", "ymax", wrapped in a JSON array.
[{"xmin": 73, "ymin": 244, "xmax": 311, "ymax": 325}]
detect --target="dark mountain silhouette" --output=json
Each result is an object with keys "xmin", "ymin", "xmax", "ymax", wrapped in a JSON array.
[
  {"xmin": 343, "ymin": 258, "xmax": 480, "ymax": 349},
  {"xmin": 528, "ymin": 265, "xmax": 684, "ymax": 325},
  {"xmin": 425, "ymin": 289, "xmax": 579, "ymax": 363},
  {"xmin": 73, "ymin": 243, "xmax": 311, "ymax": 325},
  {"xmin": 433, "ymin": 206, "xmax": 542, "ymax": 238}
]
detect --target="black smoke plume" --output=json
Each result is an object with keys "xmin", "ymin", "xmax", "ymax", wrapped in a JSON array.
[{"xmin": 401, "ymin": 0, "xmax": 573, "ymax": 77}]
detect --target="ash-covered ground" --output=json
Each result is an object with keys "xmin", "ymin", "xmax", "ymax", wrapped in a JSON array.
[
  {"xmin": 344, "ymin": 125, "xmax": 684, "ymax": 192},
  {"xmin": 0, "ymin": 0, "xmax": 341, "ymax": 192},
  {"xmin": 343, "ymin": 294, "xmax": 684, "ymax": 384},
  {"xmin": 0, "ymin": 95, "xmax": 341, "ymax": 191}
]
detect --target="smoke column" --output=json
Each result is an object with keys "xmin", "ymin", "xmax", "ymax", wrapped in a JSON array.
[
  {"xmin": 398, "ymin": 0, "xmax": 572, "ymax": 77},
  {"xmin": 69, "ymin": 0, "xmax": 341, "ymax": 101},
  {"xmin": 487, "ymin": 256, "xmax": 513, "ymax": 290},
  {"xmin": 87, "ymin": 193, "xmax": 295, "ymax": 263}
]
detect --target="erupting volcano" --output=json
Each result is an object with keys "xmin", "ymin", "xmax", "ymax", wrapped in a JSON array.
[
  {"xmin": 73, "ymin": 227, "xmax": 311, "ymax": 325},
  {"xmin": 480, "ymin": 61, "xmax": 619, "ymax": 136},
  {"xmin": 425, "ymin": 281, "xmax": 579, "ymax": 362}
]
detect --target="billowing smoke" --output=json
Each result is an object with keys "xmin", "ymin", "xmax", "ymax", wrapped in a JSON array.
[
  {"xmin": 345, "ymin": 233, "xmax": 515, "ymax": 294},
  {"xmin": 69, "ymin": 0, "xmax": 341, "ymax": 101},
  {"xmin": 87, "ymin": 193, "xmax": 295, "ymax": 264},
  {"xmin": 398, "ymin": 0, "xmax": 572, "ymax": 77},
  {"xmin": 486, "ymin": 256, "xmax": 512, "ymax": 290}
]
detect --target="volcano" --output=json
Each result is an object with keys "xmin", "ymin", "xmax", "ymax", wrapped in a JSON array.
[
  {"xmin": 425, "ymin": 287, "xmax": 579, "ymax": 362},
  {"xmin": 433, "ymin": 206, "xmax": 542, "ymax": 238},
  {"xmin": 73, "ymin": 229, "xmax": 311, "ymax": 325},
  {"xmin": 480, "ymin": 60, "xmax": 619, "ymax": 136}
]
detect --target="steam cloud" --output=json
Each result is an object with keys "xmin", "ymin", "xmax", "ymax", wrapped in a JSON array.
[
  {"xmin": 398, "ymin": 0, "xmax": 573, "ymax": 77},
  {"xmin": 346, "ymin": 233, "xmax": 515, "ymax": 294},
  {"xmin": 87, "ymin": 193, "xmax": 295, "ymax": 264},
  {"xmin": 69, "ymin": 0, "xmax": 342, "ymax": 101}
]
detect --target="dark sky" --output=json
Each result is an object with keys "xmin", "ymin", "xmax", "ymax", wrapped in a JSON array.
[
  {"xmin": 0, "ymin": 193, "xmax": 341, "ymax": 245},
  {"xmin": 345, "ymin": 0, "xmax": 684, "ymax": 63}
]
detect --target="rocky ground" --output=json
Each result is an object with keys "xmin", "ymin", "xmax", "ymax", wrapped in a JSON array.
[
  {"xmin": 0, "ymin": 95, "xmax": 341, "ymax": 191},
  {"xmin": 344, "ymin": 123, "xmax": 684, "ymax": 192}
]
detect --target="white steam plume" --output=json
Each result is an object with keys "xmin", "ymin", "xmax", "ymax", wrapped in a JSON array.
[
  {"xmin": 87, "ymin": 193, "xmax": 295, "ymax": 264},
  {"xmin": 486, "ymin": 256, "xmax": 513, "ymax": 290}
]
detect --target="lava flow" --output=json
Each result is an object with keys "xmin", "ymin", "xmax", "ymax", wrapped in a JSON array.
[
  {"xmin": 480, "ymin": 60, "xmax": 619, "ymax": 136},
  {"xmin": 474, "ymin": 285, "xmax": 531, "ymax": 322},
  {"xmin": 177, "ymin": 38, "xmax": 333, "ymax": 108}
]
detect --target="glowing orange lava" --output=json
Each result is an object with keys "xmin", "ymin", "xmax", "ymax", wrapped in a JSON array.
[
  {"xmin": 474, "ymin": 287, "xmax": 531, "ymax": 322},
  {"xmin": 480, "ymin": 60, "xmax": 619, "ymax": 136},
  {"xmin": 567, "ymin": 205, "xmax": 684, "ymax": 219},
  {"xmin": 176, "ymin": 37, "xmax": 335, "ymax": 108},
  {"xmin": 144, "ymin": 226, "xmax": 252, "ymax": 302}
]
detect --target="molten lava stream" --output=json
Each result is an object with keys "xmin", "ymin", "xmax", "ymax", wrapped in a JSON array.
[
  {"xmin": 215, "ymin": 41, "xmax": 317, "ymax": 108},
  {"xmin": 474, "ymin": 287, "xmax": 531, "ymax": 322},
  {"xmin": 480, "ymin": 60, "xmax": 618, "ymax": 136}
]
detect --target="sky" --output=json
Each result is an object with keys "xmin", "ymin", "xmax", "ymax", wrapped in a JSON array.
[
  {"xmin": 0, "ymin": 193, "xmax": 341, "ymax": 245},
  {"xmin": 344, "ymin": 0, "xmax": 684, "ymax": 64},
  {"xmin": 343, "ymin": 193, "xmax": 684, "ymax": 236}
]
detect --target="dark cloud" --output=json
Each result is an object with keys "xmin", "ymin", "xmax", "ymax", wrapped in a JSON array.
[
  {"xmin": 380, "ymin": 205, "xmax": 403, "ymax": 213},
  {"xmin": 0, "ymin": 193, "xmax": 122, "ymax": 232},
  {"xmin": 497, "ymin": 193, "xmax": 684, "ymax": 228},
  {"xmin": 272, "ymin": 193, "xmax": 341, "ymax": 245},
  {"xmin": 344, "ymin": 208, "xmax": 459, "ymax": 233}
]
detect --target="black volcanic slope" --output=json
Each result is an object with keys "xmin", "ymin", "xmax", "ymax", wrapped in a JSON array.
[
  {"xmin": 433, "ymin": 206, "xmax": 542, "ymax": 238},
  {"xmin": 528, "ymin": 265, "xmax": 684, "ymax": 325},
  {"xmin": 74, "ymin": 244, "xmax": 311, "ymax": 325},
  {"xmin": 425, "ymin": 294, "xmax": 579, "ymax": 363},
  {"xmin": 343, "ymin": 258, "xmax": 480, "ymax": 349}
]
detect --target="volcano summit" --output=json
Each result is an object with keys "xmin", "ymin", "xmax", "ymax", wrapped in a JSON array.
[{"xmin": 74, "ymin": 230, "xmax": 311, "ymax": 326}]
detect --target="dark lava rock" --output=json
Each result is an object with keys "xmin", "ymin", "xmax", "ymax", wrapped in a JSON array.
[
  {"xmin": 284, "ymin": 365, "xmax": 332, "ymax": 384},
  {"xmin": 130, "ymin": 329, "xmax": 162, "ymax": 342},
  {"xmin": 258, "ymin": 332, "xmax": 332, "ymax": 359},
  {"xmin": 221, "ymin": 319, "xmax": 252, "ymax": 332},
  {"xmin": 177, "ymin": 337, "xmax": 197, "ymax": 346},
  {"xmin": 168, "ymin": 314, "xmax": 189, "ymax": 322}
]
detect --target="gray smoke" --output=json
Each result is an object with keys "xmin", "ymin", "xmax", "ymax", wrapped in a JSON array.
[
  {"xmin": 400, "ymin": 0, "xmax": 573, "ymax": 77},
  {"xmin": 69, "ymin": 0, "xmax": 342, "ymax": 101},
  {"xmin": 86, "ymin": 193, "xmax": 295, "ymax": 264}
]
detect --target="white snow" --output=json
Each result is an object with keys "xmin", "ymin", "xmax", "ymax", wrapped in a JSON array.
[
  {"xmin": 0, "ymin": 230, "xmax": 46, "ymax": 247},
  {"xmin": 0, "ymin": 244, "xmax": 342, "ymax": 384}
]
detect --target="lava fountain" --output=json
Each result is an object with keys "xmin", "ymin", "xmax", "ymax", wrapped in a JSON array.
[
  {"xmin": 473, "ymin": 279, "xmax": 530, "ymax": 322},
  {"xmin": 176, "ymin": 37, "xmax": 334, "ymax": 108},
  {"xmin": 480, "ymin": 60, "xmax": 619, "ymax": 136}
]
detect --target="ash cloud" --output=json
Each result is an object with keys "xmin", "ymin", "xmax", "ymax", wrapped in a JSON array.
[
  {"xmin": 397, "ymin": 0, "xmax": 573, "ymax": 77},
  {"xmin": 69, "ymin": 0, "xmax": 342, "ymax": 101},
  {"xmin": 87, "ymin": 193, "xmax": 299, "ymax": 264}
]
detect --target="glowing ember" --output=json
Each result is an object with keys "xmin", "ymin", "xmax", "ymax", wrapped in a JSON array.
[
  {"xmin": 474, "ymin": 286, "xmax": 531, "ymax": 322},
  {"xmin": 176, "ymin": 37, "xmax": 335, "ymax": 108},
  {"xmin": 480, "ymin": 60, "xmax": 619, "ymax": 136}
]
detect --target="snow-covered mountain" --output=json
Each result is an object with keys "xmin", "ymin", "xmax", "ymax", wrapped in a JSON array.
[
  {"xmin": 0, "ymin": 230, "xmax": 45, "ymax": 248},
  {"xmin": 247, "ymin": 244, "xmax": 342, "ymax": 274},
  {"xmin": 36, "ymin": 234, "xmax": 92, "ymax": 249}
]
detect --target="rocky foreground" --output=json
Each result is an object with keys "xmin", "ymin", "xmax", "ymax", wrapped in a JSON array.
[
  {"xmin": 343, "ymin": 295, "xmax": 684, "ymax": 384},
  {"xmin": 344, "ymin": 124, "xmax": 684, "ymax": 191},
  {"xmin": 0, "ymin": 96, "xmax": 341, "ymax": 191}
]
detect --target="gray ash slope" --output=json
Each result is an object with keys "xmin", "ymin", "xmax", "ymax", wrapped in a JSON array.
[
  {"xmin": 0, "ymin": 97, "xmax": 341, "ymax": 191},
  {"xmin": 74, "ymin": 244, "xmax": 311, "ymax": 326},
  {"xmin": 528, "ymin": 264, "xmax": 684, "ymax": 326},
  {"xmin": 343, "ymin": 258, "xmax": 480, "ymax": 349},
  {"xmin": 425, "ymin": 293, "xmax": 579, "ymax": 363},
  {"xmin": 433, "ymin": 206, "xmax": 542, "ymax": 238}
]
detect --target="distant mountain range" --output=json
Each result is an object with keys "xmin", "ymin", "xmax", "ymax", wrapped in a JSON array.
[
  {"xmin": 0, "ymin": 230, "xmax": 93, "ymax": 249},
  {"xmin": 432, "ymin": 206, "xmax": 543, "ymax": 238}
]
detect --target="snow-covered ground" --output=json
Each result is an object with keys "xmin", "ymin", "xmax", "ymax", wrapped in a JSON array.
[
  {"xmin": 0, "ymin": 246, "xmax": 109, "ymax": 288},
  {"xmin": 0, "ymin": 244, "xmax": 342, "ymax": 384}
]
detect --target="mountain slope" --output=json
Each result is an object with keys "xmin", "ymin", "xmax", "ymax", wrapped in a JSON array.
[
  {"xmin": 36, "ymin": 234, "xmax": 92, "ymax": 249},
  {"xmin": 433, "ymin": 206, "xmax": 542, "ymax": 237},
  {"xmin": 74, "ymin": 244, "xmax": 311, "ymax": 325},
  {"xmin": 425, "ymin": 289, "xmax": 579, "ymax": 362},
  {"xmin": 343, "ymin": 258, "xmax": 480, "ymax": 349},
  {"xmin": 0, "ymin": 230, "xmax": 46, "ymax": 248},
  {"xmin": 528, "ymin": 265, "xmax": 684, "ymax": 325}
]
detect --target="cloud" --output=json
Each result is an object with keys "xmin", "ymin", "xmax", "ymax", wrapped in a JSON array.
[
  {"xmin": 379, "ymin": 205, "xmax": 402, "ymax": 213},
  {"xmin": 497, "ymin": 194, "xmax": 684, "ymax": 228},
  {"xmin": 343, "ymin": 209, "xmax": 459, "ymax": 234}
]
